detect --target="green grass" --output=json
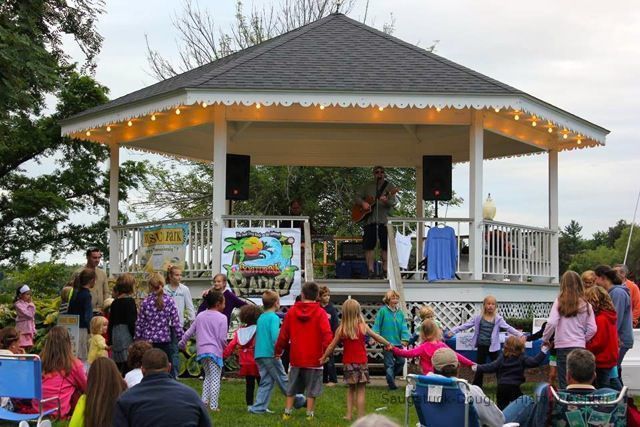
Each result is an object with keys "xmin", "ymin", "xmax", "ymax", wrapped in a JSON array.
[{"xmin": 17, "ymin": 378, "xmax": 640, "ymax": 427}]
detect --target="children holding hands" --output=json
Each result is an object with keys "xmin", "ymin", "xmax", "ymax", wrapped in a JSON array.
[
  {"xmin": 445, "ymin": 295, "xmax": 523, "ymax": 387},
  {"xmin": 321, "ymin": 298, "xmax": 390, "ymax": 421},
  {"xmin": 372, "ymin": 290, "xmax": 411, "ymax": 390}
]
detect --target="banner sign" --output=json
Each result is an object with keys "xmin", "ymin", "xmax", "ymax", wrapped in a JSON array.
[
  {"xmin": 221, "ymin": 227, "xmax": 301, "ymax": 305},
  {"xmin": 140, "ymin": 223, "xmax": 189, "ymax": 272},
  {"xmin": 58, "ymin": 314, "xmax": 80, "ymax": 356}
]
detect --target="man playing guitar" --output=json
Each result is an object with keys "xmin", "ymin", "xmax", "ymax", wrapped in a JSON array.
[{"xmin": 354, "ymin": 166, "xmax": 397, "ymax": 279}]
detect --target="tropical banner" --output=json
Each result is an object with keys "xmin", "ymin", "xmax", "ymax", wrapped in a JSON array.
[
  {"xmin": 140, "ymin": 223, "xmax": 189, "ymax": 272},
  {"xmin": 221, "ymin": 227, "xmax": 301, "ymax": 305}
]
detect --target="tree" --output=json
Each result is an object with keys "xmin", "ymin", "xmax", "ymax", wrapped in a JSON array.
[
  {"xmin": 0, "ymin": 2, "xmax": 148, "ymax": 265},
  {"xmin": 558, "ymin": 220, "xmax": 585, "ymax": 274},
  {"xmin": 589, "ymin": 219, "xmax": 628, "ymax": 249}
]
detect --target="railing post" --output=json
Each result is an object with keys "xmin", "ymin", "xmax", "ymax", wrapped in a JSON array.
[
  {"xmin": 108, "ymin": 143, "xmax": 120, "ymax": 275},
  {"xmin": 469, "ymin": 110, "xmax": 484, "ymax": 280},
  {"xmin": 387, "ymin": 223, "xmax": 409, "ymax": 316},
  {"xmin": 303, "ymin": 221, "xmax": 314, "ymax": 282}
]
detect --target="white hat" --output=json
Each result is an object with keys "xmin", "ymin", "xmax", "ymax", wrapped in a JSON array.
[{"xmin": 19, "ymin": 284, "xmax": 31, "ymax": 294}]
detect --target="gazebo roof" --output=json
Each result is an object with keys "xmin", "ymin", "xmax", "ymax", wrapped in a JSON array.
[{"xmin": 61, "ymin": 13, "xmax": 608, "ymax": 166}]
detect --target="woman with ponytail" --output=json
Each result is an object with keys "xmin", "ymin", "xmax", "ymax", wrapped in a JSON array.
[{"xmin": 135, "ymin": 273, "xmax": 183, "ymax": 378}]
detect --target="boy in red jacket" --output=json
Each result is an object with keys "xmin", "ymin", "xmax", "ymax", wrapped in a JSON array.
[{"xmin": 276, "ymin": 282, "xmax": 333, "ymax": 421}]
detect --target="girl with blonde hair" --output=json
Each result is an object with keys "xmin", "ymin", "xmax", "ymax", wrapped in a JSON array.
[
  {"xmin": 135, "ymin": 273, "xmax": 183, "ymax": 378},
  {"xmin": 321, "ymin": 299, "xmax": 390, "ymax": 421},
  {"xmin": 87, "ymin": 316, "xmax": 109, "ymax": 364}
]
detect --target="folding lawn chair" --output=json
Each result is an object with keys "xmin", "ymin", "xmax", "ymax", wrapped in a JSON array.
[
  {"xmin": 404, "ymin": 373, "xmax": 480, "ymax": 427},
  {"xmin": 548, "ymin": 385, "xmax": 627, "ymax": 426},
  {"xmin": 0, "ymin": 354, "xmax": 59, "ymax": 426}
]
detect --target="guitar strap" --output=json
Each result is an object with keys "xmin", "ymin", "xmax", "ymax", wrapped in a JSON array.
[{"xmin": 375, "ymin": 180, "xmax": 389, "ymax": 200}]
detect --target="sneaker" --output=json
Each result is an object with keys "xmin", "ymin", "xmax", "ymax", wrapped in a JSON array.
[
  {"xmin": 282, "ymin": 413, "xmax": 292, "ymax": 421},
  {"xmin": 306, "ymin": 413, "xmax": 315, "ymax": 421},
  {"xmin": 388, "ymin": 384, "xmax": 398, "ymax": 391}
]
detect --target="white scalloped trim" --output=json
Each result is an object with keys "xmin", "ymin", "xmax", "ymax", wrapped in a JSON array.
[{"xmin": 61, "ymin": 90, "xmax": 608, "ymax": 147}]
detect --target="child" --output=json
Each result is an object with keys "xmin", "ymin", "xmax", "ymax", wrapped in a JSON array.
[
  {"xmin": 88, "ymin": 316, "xmax": 109, "ymax": 364},
  {"xmin": 392, "ymin": 319, "xmax": 474, "ymax": 375},
  {"xmin": 584, "ymin": 286, "xmax": 619, "ymax": 388},
  {"xmin": 409, "ymin": 305, "xmax": 441, "ymax": 346},
  {"xmin": 446, "ymin": 295, "xmax": 523, "ymax": 387},
  {"xmin": 372, "ymin": 289, "xmax": 411, "ymax": 390},
  {"xmin": 108, "ymin": 273, "xmax": 138, "ymax": 374},
  {"xmin": 0, "ymin": 326, "xmax": 24, "ymax": 355},
  {"xmin": 68, "ymin": 268, "xmax": 96, "ymax": 362},
  {"xmin": 179, "ymin": 290, "xmax": 227, "ymax": 411},
  {"xmin": 14, "ymin": 284, "xmax": 36, "ymax": 352},
  {"xmin": 198, "ymin": 273, "xmax": 247, "ymax": 328},
  {"xmin": 165, "ymin": 265, "xmax": 196, "ymax": 328},
  {"xmin": 474, "ymin": 335, "xmax": 548, "ymax": 409},
  {"xmin": 69, "ymin": 357, "xmax": 127, "ymax": 427},
  {"xmin": 59, "ymin": 283, "xmax": 74, "ymax": 314},
  {"xmin": 319, "ymin": 285, "xmax": 339, "ymax": 386},
  {"xmin": 276, "ymin": 282, "xmax": 333, "ymax": 421},
  {"xmin": 223, "ymin": 304, "xmax": 262, "ymax": 407},
  {"xmin": 124, "ymin": 340, "xmax": 153, "ymax": 388},
  {"xmin": 248, "ymin": 290, "xmax": 305, "ymax": 415},
  {"xmin": 542, "ymin": 271, "xmax": 596, "ymax": 389},
  {"xmin": 135, "ymin": 273, "xmax": 183, "ymax": 379},
  {"xmin": 321, "ymin": 298, "xmax": 391, "ymax": 421}
]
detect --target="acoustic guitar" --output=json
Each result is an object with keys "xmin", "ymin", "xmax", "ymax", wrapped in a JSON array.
[{"xmin": 351, "ymin": 187, "xmax": 399, "ymax": 224}]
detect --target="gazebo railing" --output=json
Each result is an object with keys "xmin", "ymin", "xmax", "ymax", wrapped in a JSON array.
[
  {"xmin": 113, "ymin": 215, "xmax": 313, "ymax": 280},
  {"xmin": 482, "ymin": 220, "xmax": 554, "ymax": 281}
]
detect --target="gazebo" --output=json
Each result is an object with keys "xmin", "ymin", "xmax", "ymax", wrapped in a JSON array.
[{"xmin": 61, "ymin": 13, "xmax": 608, "ymax": 324}]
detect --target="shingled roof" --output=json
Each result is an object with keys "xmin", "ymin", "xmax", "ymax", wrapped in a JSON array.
[{"xmin": 71, "ymin": 13, "xmax": 526, "ymax": 120}]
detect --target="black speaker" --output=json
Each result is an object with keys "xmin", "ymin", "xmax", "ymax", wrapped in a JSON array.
[
  {"xmin": 226, "ymin": 154, "xmax": 250, "ymax": 200},
  {"xmin": 423, "ymin": 155, "xmax": 452, "ymax": 201}
]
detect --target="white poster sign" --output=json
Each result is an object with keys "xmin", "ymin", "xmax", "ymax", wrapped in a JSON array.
[{"xmin": 58, "ymin": 314, "xmax": 80, "ymax": 357}]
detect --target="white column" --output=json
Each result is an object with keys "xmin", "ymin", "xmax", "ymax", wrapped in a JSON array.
[
  {"xmin": 108, "ymin": 143, "xmax": 120, "ymax": 275},
  {"xmin": 548, "ymin": 149, "xmax": 559, "ymax": 282},
  {"xmin": 211, "ymin": 105, "xmax": 228, "ymax": 275},
  {"xmin": 415, "ymin": 165, "xmax": 425, "ymax": 271},
  {"xmin": 469, "ymin": 110, "xmax": 484, "ymax": 280}
]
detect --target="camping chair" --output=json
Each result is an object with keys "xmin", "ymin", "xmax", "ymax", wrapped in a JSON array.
[
  {"xmin": 548, "ymin": 386, "xmax": 627, "ymax": 427},
  {"xmin": 404, "ymin": 373, "xmax": 480, "ymax": 427},
  {"xmin": 0, "ymin": 354, "xmax": 59, "ymax": 426}
]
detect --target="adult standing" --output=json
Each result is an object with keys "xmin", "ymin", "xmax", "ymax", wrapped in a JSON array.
[
  {"xmin": 135, "ymin": 273, "xmax": 183, "ymax": 378},
  {"xmin": 542, "ymin": 271, "xmax": 596, "ymax": 389},
  {"xmin": 594, "ymin": 265, "xmax": 634, "ymax": 385},
  {"xmin": 76, "ymin": 248, "xmax": 110, "ymax": 313},
  {"xmin": 613, "ymin": 264, "xmax": 640, "ymax": 327},
  {"xmin": 109, "ymin": 273, "xmax": 138, "ymax": 374},
  {"xmin": 354, "ymin": 166, "xmax": 397, "ymax": 279},
  {"xmin": 113, "ymin": 349, "xmax": 211, "ymax": 427}
]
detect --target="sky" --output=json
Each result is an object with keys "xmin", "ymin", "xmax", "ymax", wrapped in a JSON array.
[{"xmin": 57, "ymin": 0, "xmax": 640, "ymax": 262}]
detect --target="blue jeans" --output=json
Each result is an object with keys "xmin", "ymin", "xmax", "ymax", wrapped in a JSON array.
[
  {"xmin": 383, "ymin": 349, "xmax": 405, "ymax": 389},
  {"xmin": 154, "ymin": 341, "xmax": 179, "ymax": 379},
  {"xmin": 249, "ymin": 358, "xmax": 305, "ymax": 413},
  {"xmin": 502, "ymin": 394, "xmax": 534, "ymax": 424}
]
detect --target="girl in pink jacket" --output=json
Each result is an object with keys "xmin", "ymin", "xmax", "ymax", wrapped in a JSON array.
[
  {"xmin": 390, "ymin": 319, "xmax": 473, "ymax": 374},
  {"xmin": 14, "ymin": 284, "xmax": 36, "ymax": 351}
]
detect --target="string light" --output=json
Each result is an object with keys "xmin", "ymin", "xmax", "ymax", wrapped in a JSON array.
[
  {"xmin": 577, "ymin": 138, "xmax": 582, "ymax": 145},
  {"xmin": 548, "ymin": 127, "xmax": 553, "ymax": 133},
  {"xmin": 86, "ymin": 131, "xmax": 91, "ymax": 136},
  {"xmin": 494, "ymin": 108, "xmax": 500, "ymax": 113},
  {"xmin": 563, "ymin": 133, "xmax": 568, "ymax": 140},
  {"xmin": 531, "ymin": 121, "xmax": 537, "ymax": 127},
  {"xmin": 127, "ymin": 121, "xmax": 133, "ymax": 127},
  {"xmin": 378, "ymin": 106, "xmax": 384, "ymax": 111},
  {"xmin": 201, "ymin": 102, "xmax": 208, "ymax": 108},
  {"xmin": 175, "ymin": 108, "xmax": 181, "ymax": 115},
  {"xmin": 436, "ymin": 107, "xmax": 441, "ymax": 112},
  {"xmin": 256, "ymin": 103, "xmax": 261, "ymax": 109},
  {"xmin": 151, "ymin": 114, "xmax": 156, "ymax": 121},
  {"xmin": 106, "ymin": 126, "xmax": 111, "ymax": 132},
  {"xmin": 514, "ymin": 114, "xmax": 520, "ymax": 121},
  {"xmin": 319, "ymin": 105, "xmax": 325, "ymax": 110}
]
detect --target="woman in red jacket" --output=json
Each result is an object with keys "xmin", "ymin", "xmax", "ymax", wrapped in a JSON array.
[{"xmin": 585, "ymin": 286, "xmax": 619, "ymax": 388}]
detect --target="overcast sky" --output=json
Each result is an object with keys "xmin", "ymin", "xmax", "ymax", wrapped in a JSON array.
[{"xmin": 62, "ymin": 0, "xmax": 639, "ymax": 255}]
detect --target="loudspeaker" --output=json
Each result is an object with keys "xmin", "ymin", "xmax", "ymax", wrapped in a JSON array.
[
  {"xmin": 226, "ymin": 154, "xmax": 250, "ymax": 200},
  {"xmin": 423, "ymin": 155, "xmax": 452, "ymax": 201}
]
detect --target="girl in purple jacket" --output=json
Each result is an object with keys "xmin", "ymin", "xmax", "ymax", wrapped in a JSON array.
[
  {"xmin": 446, "ymin": 295, "xmax": 523, "ymax": 387},
  {"xmin": 198, "ymin": 273, "xmax": 247, "ymax": 328},
  {"xmin": 180, "ymin": 290, "xmax": 227, "ymax": 411}
]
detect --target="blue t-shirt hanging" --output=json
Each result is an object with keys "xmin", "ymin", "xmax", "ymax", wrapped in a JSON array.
[{"xmin": 423, "ymin": 226, "xmax": 457, "ymax": 281}]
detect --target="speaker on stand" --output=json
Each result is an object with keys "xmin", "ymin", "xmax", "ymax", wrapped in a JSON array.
[{"xmin": 422, "ymin": 155, "xmax": 452, "ymax": 218}]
